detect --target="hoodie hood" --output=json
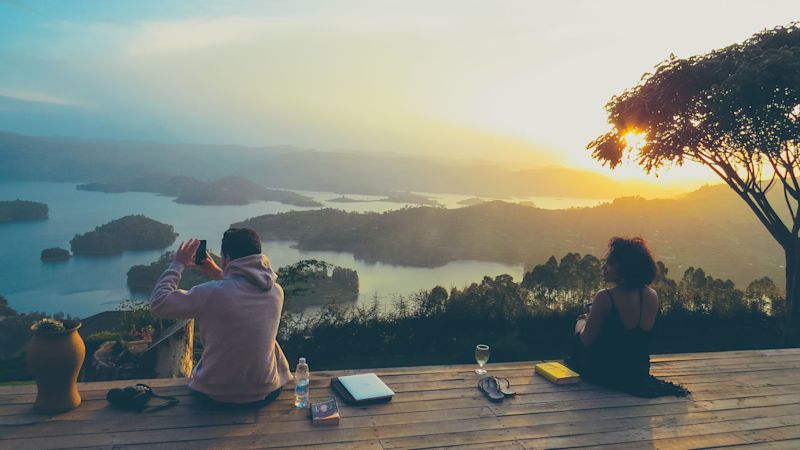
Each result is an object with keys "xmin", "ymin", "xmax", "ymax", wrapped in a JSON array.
[{"xmin": 223, "ymin": 254, "xmax": 276, "ymax": 290}]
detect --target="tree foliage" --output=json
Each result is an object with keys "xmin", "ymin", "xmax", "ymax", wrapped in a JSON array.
[
  {"xmin": 523, "ymin": 253, "xmax": 604, "ymax": 310},
  {"xmin": 279, "ymin": 254, "xmax": 793, "ymax": 370},
  {"xmin": 127, "ymin": 251, "xmax": 221, "ymax": 293},
  {"xmin": 589, "ymin": 23, "xmax": 800, "ymax": 320}
]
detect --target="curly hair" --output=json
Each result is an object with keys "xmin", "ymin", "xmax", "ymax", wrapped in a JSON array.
[{"xmin": 606, "ymin": 236, "xmax": 657, "ymax": 289}]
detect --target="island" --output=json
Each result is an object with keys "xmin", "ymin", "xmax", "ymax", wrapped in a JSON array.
[
  {"xmin": 379, "ymin": 192, "xmax": 442, "ymax": 207},
  {"xmin": 127, "ymin": 252, "xmax": 220, "ymax": 293},
  {"xmin": 70, "ymin": 215, "xmax": 178, "ymax": 256},
  {"xmin": 40, "ymin": 247, "xmax": 71, "ymax": 262},
  {"xmin": 232, "ymin": 184, "xmax": 785, "ymax": 288},
  {"xmin": 327, "ymin": 196, "xmax": 371, "ymax": 203},
  {"xmin": 457, "ymin": 197, "xmax": 487, "ymax": 207},
  {"xmin": 0, "ymin": 200, "xmax": 48, "ymax": 223},
  {"xmin": 128, "ymin": 254, "xmax": 358, "ymax": 310},
  {"xmin": 325, "ymin": 192, "xmax": 441, "ymax": 206},
  {"xmin": 75, "ymin": 183, "xmax": 127, "ymax": 193},
  {"xmin": 78, "ymin": 175, "xmax": 323, "ymax": 207}
]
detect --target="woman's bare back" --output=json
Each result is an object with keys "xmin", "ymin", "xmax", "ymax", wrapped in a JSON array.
[{"xmin": 606, "ymin": 286, "xmax": 660, "ymax": 331}]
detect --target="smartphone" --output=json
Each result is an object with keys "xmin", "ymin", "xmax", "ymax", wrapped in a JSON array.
[{"xmin": 194, "ymin": 240, "xmax": 207, "ymax": 265}]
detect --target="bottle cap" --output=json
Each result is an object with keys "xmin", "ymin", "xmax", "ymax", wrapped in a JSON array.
[{"xmin": 299, "ymin": 357, "xmax": 306, "ymax": 363}]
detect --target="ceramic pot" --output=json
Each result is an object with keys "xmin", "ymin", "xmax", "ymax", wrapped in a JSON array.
[{"xmin": 26, "ymin": 320, "xmax": 85, "ymax": 414}]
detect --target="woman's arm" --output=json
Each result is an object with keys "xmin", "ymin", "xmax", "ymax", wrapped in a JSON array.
[{"xmin": 579, "ymin": 291, "xmax": 610, "ymax": 346}]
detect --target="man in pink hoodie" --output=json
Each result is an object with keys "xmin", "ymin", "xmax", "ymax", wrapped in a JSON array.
[{"xmin": 150, "ymin": 228, "xmax": 293, "ymax": 406}]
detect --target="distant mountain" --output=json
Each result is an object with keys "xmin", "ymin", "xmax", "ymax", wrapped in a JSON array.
[
  {"xmin": 235, "ymin": 184, "xmax": 783, "ymax": 288},
  {"xmin": 0, "ymin": 130, "xmax": 681, "ymax": 199},
  {"xmin": 77, "ymin": 175, "xmax": 322, "ymax": 207}
]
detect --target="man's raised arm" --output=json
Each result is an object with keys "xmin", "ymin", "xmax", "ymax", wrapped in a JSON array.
[{"xmin": 150, "ymin": 239, "xmax": 217, "ymax": 319}]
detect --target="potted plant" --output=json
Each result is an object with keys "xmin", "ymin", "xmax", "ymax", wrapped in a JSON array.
[{"xmin": 26, "ymin": 318, "xmax": 86, "ymax": 413}]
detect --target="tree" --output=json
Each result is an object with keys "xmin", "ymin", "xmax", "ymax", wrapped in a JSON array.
[
  {"xmin": 653, "ymin": 261, "xmax": 681, "ymax": 313},
  {"xmin": 746, "ymin": 276, "xmax": 781, "ymax": 313},
  {"xmin": 0, "ymin": 295, "xmax": 18, "ymax": 317},
  {"xmin": 576, "ymin": 255, "xmax": 603, "ymax": 300},
  {"xmin": 417, "ymin": 286, "xmax": 449, "ymax": 317},
  {"xmin": 589, "ymin": 24, "xmax": 800, "ymax": 322}
]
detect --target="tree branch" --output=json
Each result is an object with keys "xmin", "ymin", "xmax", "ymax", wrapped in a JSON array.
[{"xmin": 693, "ymin": 149, "xmax": 791, "ymax": 244}]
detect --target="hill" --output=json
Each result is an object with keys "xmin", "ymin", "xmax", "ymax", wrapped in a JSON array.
[
  {"xmin": 234, "ymin": 184, "xmax": 782, "ymax": 287},
  {"xmin": 78, "ymin": 175, "xmax": 321, "ymax": 207},
  {"xmin": 0, "ymin": 130, "xmax": 681, "ymax": 199},
  {"xmin": 0, "ymin": 200, "xmax": 48, "ymax": 223},
  {"xmin": 70, "ymin": 215, "xmax": 178, "ymax": 256}
]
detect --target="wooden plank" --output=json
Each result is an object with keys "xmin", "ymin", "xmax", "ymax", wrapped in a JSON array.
[
  {"xmin": 732, "ymin": 424, "xmax": 800, "ymax": 446},
  {"xmin": 651, "ymin": 355, "xmax": 800, "ymax": 373},
  {"xmin": 1, "ymin": 351, "xmax": 795, "ymax": 407},
  {"xmin": 572, "ymin": 433, "xmax": 750, "ymax": 449},
  {"xmin": 3, "ymin": 370, "xmax": 800, "ymax": 425},
  {"xmin": 3, "ymin": 365, "xmax": 799, "ymax": 424},
  {"xmin": 2, "ymin": 362, "xmax": 796, "ymax": 409},
  {"xmin": 79, "ymin": 440, "xmax": 387, "ymax": 450},
  {"xmin": 516, "ymin": 416, "xmax": 800, "ymax": 450},
  {"xmin": 100, "ymin": 404, "xmax": 800, "ymax": 450},
  {"xmin": 2, "ymin": 349, "xmax": 799, "ymax": 450},
  {"xmin": 8, "ymin": 390, "xmax": 800, "ymax": 449},
  {"xmin": 438, "ymin": 441, "xmax": 527, "ymax": 450},
  {"xmin": 650, "ymin": 348, "xmax": 800, "ymax": 363},
  {"xmin": 717, "ymin": 439, "xmax": 800, "ymax": 450},
  {"xmin": 653, "ymin": 360, "xmax": 800, "ymax": 375},
  {"xmin": 651, "ymin": 351, "xmax": 800, "ymax": 366},
  {"xmin": 379, "ymin": 411, "xmax": 800, "ymax": 450},
  {"xmin": 1, "ymin": 347, "xmax": 796, "ymax": 396},
  {"xmin": 7, "ymin": 375, "xmax": 789, "ymax": 430},
  {"xmin": 5, "ymin": 348, "xmax": 796, "ymax": 408}
]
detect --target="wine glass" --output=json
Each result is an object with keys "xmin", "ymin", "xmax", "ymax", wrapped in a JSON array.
[{"xmin": 475, "ymin": 344, "xmax": 490, "ymax": 375}]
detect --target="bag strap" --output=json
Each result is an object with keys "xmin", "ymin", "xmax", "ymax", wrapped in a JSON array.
[{"xmin": 136, "ymin": 384, "xmax": 179, "ymax": 412}]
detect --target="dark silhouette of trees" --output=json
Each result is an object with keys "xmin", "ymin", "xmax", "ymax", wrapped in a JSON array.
[
  {"xmin": 278, "ymin": 254, "xmax": 791, "ymax": 370},
  {"xmin": 746, "ymin": 277, "xmax": 782, "ymax": 314},
  {"xmin": 0, "ymin": 295, "xmax": 16, "ymax": 317},
  {"xmin": 127, "ymin": 251, "xmax": 220, "ymax": 293},
  {"xmin": 523, "ymin": 253, "xmax": 605, "ymax": 310},
  {"xmin": 588, "ymin": 24, "xmax": 800, "ymax": 323}
]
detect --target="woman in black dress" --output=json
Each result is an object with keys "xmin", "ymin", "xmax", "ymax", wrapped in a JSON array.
[{"xmin": 567, "ymin": 237, "xmax": 688, "ymax": 397}]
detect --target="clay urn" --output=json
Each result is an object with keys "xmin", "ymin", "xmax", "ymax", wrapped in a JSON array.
[{"xmin": 26, "ymin": 318, "xmax": 85, "ymax": 413}]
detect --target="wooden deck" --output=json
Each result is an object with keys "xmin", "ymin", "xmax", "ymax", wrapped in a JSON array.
[{"xmin": 2, "ymin": 348, "xmax": 800, "ymax": 449}]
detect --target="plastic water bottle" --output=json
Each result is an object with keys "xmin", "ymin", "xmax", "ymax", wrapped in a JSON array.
[{"xmin": 294, "ymin": 357, "xmax": 310, "ymax": 408}]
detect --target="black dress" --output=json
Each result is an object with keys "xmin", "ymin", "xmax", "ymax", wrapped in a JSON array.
[{"xmin": 566, "ymin": 289, "xmax": 688, "ymax": 398}]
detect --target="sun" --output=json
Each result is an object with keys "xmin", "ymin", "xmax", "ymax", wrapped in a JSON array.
[{"xmin": 622, "ymin": 130, "xmax": 647, "ymax": 151}]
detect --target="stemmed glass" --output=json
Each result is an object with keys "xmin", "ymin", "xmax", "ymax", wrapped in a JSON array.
[{"xmin": 475, "ymin": 344, "xmax": 490, "ymax": 375}]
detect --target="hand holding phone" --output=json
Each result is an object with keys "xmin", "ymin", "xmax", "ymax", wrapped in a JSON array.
[{"xmin": 194, "ymin": 240, "xmax": 207, "ymax": 265}]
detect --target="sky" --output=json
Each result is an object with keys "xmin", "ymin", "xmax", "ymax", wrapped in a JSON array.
[{"xmin": 0, "ymin": 0, "xmax": 797, "ymax": 187}]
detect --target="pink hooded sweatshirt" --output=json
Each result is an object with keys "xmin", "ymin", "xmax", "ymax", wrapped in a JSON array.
[{"xmin": 150, "ymin": 254, "xmax": 293, "ymax": 403}]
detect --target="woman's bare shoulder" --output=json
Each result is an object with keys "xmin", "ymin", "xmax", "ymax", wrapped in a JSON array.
[
  {"xmin": 644, "ymin": 286, "xmax": 660, "ymax": 303},
  {"xmin": 593, "ymin": 289, "xmax": 612, "ymax": 308}
]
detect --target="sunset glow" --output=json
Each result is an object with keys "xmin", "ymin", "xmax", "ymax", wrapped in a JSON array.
[
  {"xmin": 623, "ymin": 130, "xmax": 648, "ymax": 152},
  {"xmin": 0, "ymin": 1, "xmax": 797, "ymax": 189}
]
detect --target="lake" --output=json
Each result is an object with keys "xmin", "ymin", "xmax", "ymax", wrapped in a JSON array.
[{"xmin": 0, "ymin": 182, "xmax": 606, "ymax": 317}]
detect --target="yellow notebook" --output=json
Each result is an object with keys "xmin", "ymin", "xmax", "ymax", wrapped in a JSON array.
[{"xmin": 535, "ymin": 362, "xmax": 580, "ymax": 385}]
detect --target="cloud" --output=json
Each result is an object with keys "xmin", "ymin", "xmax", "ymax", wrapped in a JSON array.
[
  {"xmin": 0, "ymin": 88, "xmax": 85, "ymax": 107},
  {"xmin": 127, "ymin": 17, "xmax": 278, "ymax": 55}
]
